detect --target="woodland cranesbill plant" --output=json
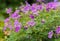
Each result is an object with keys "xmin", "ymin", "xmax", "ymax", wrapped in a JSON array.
[{"xmin": 4, "ymin": 2, "xmax": 60, "ymax": 41}]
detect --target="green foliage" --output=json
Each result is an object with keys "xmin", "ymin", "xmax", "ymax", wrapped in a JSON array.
[
  {"xmin": 5, "ymin": 8, "xmax": 60, "ymax": 41},
  {"xmin": 1, "ymin": 2, "xmax": 60, "ymax": 41},
  {"xmin": 0, "ymin": 20, "xmax": 4, "ymax": 39}
]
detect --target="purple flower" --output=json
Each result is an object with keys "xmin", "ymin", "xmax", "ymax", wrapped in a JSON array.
[
  {"xmin": 11, "ymin": 12, "xmax": 20, "ymax": 19},
  {"xmin": 31, "ymin": 4, "xmax": 37, "ymax": 12},
  {"xmin": 14, "ymin": 20, "xmax": 22, "ymax": 32},
  {"xmin": 27, "ymin": 20, "xmax": 36, "ymax": 27},
  {"xmin": 14, "ymin": 10, "xmax": 20, "ymax": 14},
  {"xmin": 4, "ymin": 18, "xmax": 10, "ymax": 23},
  {"xmin": 31, "ymin": 7, "xmax": 38, "ymax": 15},
  {"xmin": 46, "ymin": 2, "xmax": 56, "ymax": 10},
  {"xmin": 30, "ymin": 4, "xmax": 39, "ymax": 15},
  {"xmin": 3, "ymin": 18, "xmax": 10, "ymax": 31},
  {"xmin": 46, "ymin": 7, "xmax": 50, "ymax": 12},
  {"xmin": 42, "ymin": 0, "xmax": 45, "ymax": 2},
  {"xmin": 48, "ymin": 31, "xmax": 53, "ymax": 38},
  {"xmin": 31, "ymin": 4, "xmax": 38, "ymax": 11},
  {"xmin": 8, "ymin": 24, "xmax": 12, "ymax": 30},
  {"xmin": 33, "ymin": 11, "xmax": 39, "ymax": 15},
  {"xmin": 36, "ymin": 0, "xmax": 44, "ymax": 2},
  {"xmin": 29, "ymin": 14, "xmax": 34, "ymax": 19},
  {"xmin": 4, "ymin": 19, "xmax": 13, "ymax": 31},
  {"xmin": 14, "ymin": 20, "xmax": 21, "ymax": 27},
  {"xmin": 4, "ymin": 18, "xmax": 10, "ymax": 28},
  {"xmin": 37, "ymin": 5, "xmax": 43, "ymax": 10},
  {"xmin": 14, "ymin": 20, "xmax": 19, "ymax": 25},
  {"xmin": 31, "ymin": 7, "xmax": 37, "ymax": 12},
  {"xmin": 22, "ymin": 4, "xmax": 30, "ymax": 14},
  {"xmin": 14, "ymin": 20, "xmax": 19, "ymax": 26},
  {"xmin": 3, "ymin": 27, "xmax": 7, "ymax": 31},
  {"xmin": 6, "ymin": 8, "xmax": 12, "ymax": 14},
  {"xmin": 54, "ymin": 0, "xmax": 58, "ymax": 2},
  {"xmin": 3, "ymin": 23, "xmax": 12, "ymax": 31},
  {"xmin": 15, "ymin": 26, "xmax": 21, "ymax": 32},
  {"xmin": 21, "ymin": 1, "xmax": 30, "ymax": 14},
  {"xmin": 36, "ymin": 0, "xmax": 41, "ymax": 2},
  {"xmin": 56, "ymin": 26, "xmax": 60, "ymax": 34}
]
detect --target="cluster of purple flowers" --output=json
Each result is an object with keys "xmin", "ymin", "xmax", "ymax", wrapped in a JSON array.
[
  {"xmin": 4, "ymin": 2, "xmax": 59, "ymax": 37},
  {"xmin": 46, "ymin": 2, "xmax": 57, "ymax": 11},
  {"xmin": 36, "ymin": 0, "xmax": 45, "ymax": 2},
  {"xmin": 36, "ymin": 0, "xmax": 58, "ymax": 2},
  {"xmin": 27, "ymin": 20, "xmax": 36, "ymax": 27},
  {"xmin": 14, "ymin": 20, "xmax": 22, "ymax": 32},
  {"xmin": 6, "ymin": 8, "xmax": 12, "ymax": 14},
  {"xmin": 20, "ymin": 3, "xmax": 43, "ymax": 15},
  {"xmin": 20, "ymin": 2, "xmax": 57, "ymax": 13},
  {"xmin": 56, "ymin": 26, "xmax": 60, "ymax": 34},
  {"xmin": 4, "ymin": 8, "xmax": 21, "ymax": 32},
  {"xmin": 48, "ymin": 26, "xmax": 60, "ymax": 39},
  {"xmin": 48, "ymin": 31, "xmax": 53, "ymax": 38},
  {"xmin": 4, "ymin": 4, "xmax": 45, "ymax": 32}
]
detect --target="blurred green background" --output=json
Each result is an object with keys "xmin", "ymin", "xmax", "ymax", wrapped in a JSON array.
[{"xmin": 0, "ymin": 0, "xmax": 25, "ymax": 19}]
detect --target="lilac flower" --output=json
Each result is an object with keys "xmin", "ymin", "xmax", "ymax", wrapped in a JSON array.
[
  {"xmin": 14, "ymin": 20, "xmax": 19, "ymax": 26},
  {"xmin": 3, "ymin": 27, "xmax": 7, "ymax": 31},
  {"xmin": 14, "ymin": 10, "xmax": 20, "ymax": 14},
  {"xmin": 42, "ymin": 0, "xmax": 45, "ymax": 2},
  {"xmin": 11, "ymin": 12, "xmax": 20, "ymax": 19},
  {"xmin": 48, "ymin": 31, "xmax": 53, "ymax": 38},
  {"xmin": 14, "ymin": 20, "xmax": 22, "ymax": 32},
  {"xmin": 30, "ymin": 4, "xmax": 39, "ymax": 15},
  {"xmin": 4, "ymin": 24, "xmax": 12, "ymax": 30},
  {"xmin": 37, "ymin": 5, "xmax": 43, "ymax": 10},
  {"xmin": 3, "ymin": 23, "xmax": 12, "ymax": 31},
  {"xmin": 6, "ymin": 8, "xmax": 12, "ymax": 14},
  {"xmin": 20, "ymin": 1, "xmax": 30, "ymax": 14},
  {"xmin": 36, "ymin": 0, "xmax": 41, "ymax": 2},
  {"xmin": 46, "ymin": 7, "xmax": 50, "ymax": 12},
  {"xmin": 31, "ymin": 7, "xmax": 37, "ymax": 12},
  {"xmin": 14, "ymin": 20, "xmax": 21, "ymax": 27},
  {"xmin": 56, "ymin": 26, "xmax": 60, "ymax": 34},
  {"xmin": 33, "ymin": 11, "xmax": 39, "ymax": 15},
  {"xmin": 4, "ymin": 18, "xmax": 10, "ymax": 23},
  {"xmin": 4, "ymin": 18, "xmax": 10, "ymax": 29},
  {"xmin": 15, "ymin": 26, "xmax": 21, "ymax": 32},
  {"xmin": 31, "ymin": 4, "xmax": 37, "ymax": 12},
  {"xmin": 22, "ymin": 4, "xmax": 30, "ymax": 14},
  {"xmin": 29, "ymin": 14, "xmax": 34, "ymax": 19},
  {"xmin": 27, "ymin": 20, "xmax": 36, "ymax": 27},
  {"xmin": 54, "ymin": 0, "xmax": 58, "ymax": 2},
  {"xmin": 36, "ymin": 0, "xmax": 44, "ymax": 2},
  {"xmin": 8, "ymin": 24, "xmax": 12, "ymax": 30},
  {"xmin": 3, "ymin": 18, "xmax": 10, "ymax": 31},
  {"xmin": 4, "ymin": 19, "xmax": 13, "ymax": 31},
  {"xmin": 32, "ymin": 3, "xmax": 37, "ymax": 7},
  {"xmin": 46, "ymin": 2, "xmax": 56, "ymax": 10}
]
